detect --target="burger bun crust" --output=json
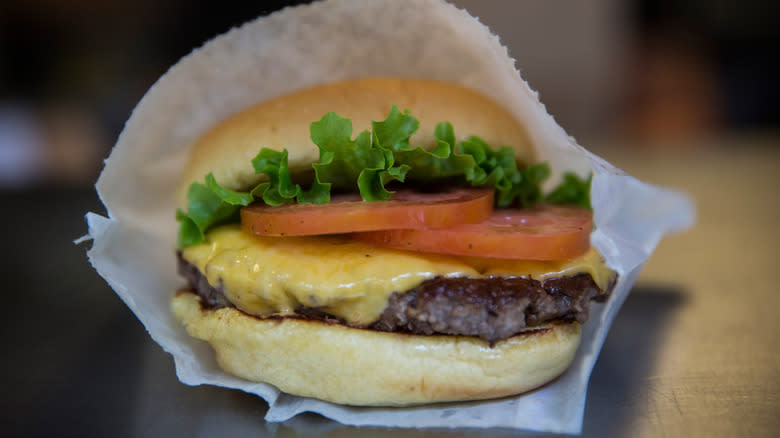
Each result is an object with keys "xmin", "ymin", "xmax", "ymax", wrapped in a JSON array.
[
  {"xmin": 172, "ymin": 290, "xmax": 581, "ymax": 406},
  {"xmin": 176, "ymin": 78, "xmax": 536, "ymax": 209}
]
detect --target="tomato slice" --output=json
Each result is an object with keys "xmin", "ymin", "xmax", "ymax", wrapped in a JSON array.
[
  {"xmin": 352, "ymin": 205, "xmax": 592, "ymax": 260},
  {"xmin": 241, "ymin": 188, "xmax": 494, "ymax": 237}
]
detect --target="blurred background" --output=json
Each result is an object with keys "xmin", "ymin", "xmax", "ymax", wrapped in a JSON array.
[
  {"xmin": 2, "ymin": 2, "xmax": 778, "ymax": 437},
  {"xmin": 0, "ymin": 0, "xmax": 777, "ymax": 188}
]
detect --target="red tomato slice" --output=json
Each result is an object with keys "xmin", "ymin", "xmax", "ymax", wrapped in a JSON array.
[
  {"xmin": 241, "ymin": 188, "xmax": 494, "ymax": 237},
  {"xmin": 352, "ymin": 205, "xmax": 593, "ymax": 260}
]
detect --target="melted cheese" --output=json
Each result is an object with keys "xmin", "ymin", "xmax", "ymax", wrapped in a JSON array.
[{"xmin": 182, "ymin": 225, "xmax": 614, "ymax": 326}]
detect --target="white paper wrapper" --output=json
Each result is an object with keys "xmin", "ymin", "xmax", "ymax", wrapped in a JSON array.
[{"xmin": 84, "ymin": 0, "xmax": 694, "ymax": 434}]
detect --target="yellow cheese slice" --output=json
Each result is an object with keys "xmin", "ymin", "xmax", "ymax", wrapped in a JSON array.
[{"xmin": 181, "ymin": 225, "xmax": 613, "ymax": 325}]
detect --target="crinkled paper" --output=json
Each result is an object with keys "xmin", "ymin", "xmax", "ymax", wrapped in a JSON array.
[{"xmin": 84, "ymin": 0, "xmax": 694, "ymax": 433}]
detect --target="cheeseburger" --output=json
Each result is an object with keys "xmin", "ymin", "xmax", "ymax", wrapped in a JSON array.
[{"xmin": 171, "ymin": 78, "xmax": 616, "ymax": 406}]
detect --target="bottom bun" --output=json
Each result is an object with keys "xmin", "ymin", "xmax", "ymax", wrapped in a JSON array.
[{"xmin": 171, "ymin": 291, "xmax": 582, "ymax": 406}]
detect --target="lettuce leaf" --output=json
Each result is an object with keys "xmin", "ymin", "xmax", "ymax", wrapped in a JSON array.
[
  {"xmin": 176, "ymin": 106, "xmax": 592, "ymax": 247},
  {"xmin": 545, "ymin": 172, "xmax": 592, "ymax": 210},
  {"xmin": 176, "ymin": 173, "xmax": 253, "ymax": 247}
]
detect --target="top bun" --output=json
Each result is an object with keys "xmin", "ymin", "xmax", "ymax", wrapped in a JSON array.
[{"xmin": 177, "ymin": 78, "xmax": 535, "ymax": 208}]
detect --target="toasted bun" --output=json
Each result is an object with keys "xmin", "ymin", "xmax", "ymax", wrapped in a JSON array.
[
  {"xmin": 172, "ymin": 291, "xmax": 581, "ymax": 406},
  {"xmin": 177, "ymin": 78, "xmax": 535, "ymax": 208}
]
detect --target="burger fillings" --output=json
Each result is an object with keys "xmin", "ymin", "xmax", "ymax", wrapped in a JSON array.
[{"xmin": 171, "ymin": 78, "xmax": 616, "ymax": 406}]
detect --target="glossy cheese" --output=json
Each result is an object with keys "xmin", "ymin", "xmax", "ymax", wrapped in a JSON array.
[{"xmin": 181, "ymin": 225, "xmax": 613, "ymax": 326}]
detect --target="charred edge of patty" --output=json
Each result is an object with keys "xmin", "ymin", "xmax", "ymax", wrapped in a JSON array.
[
  {"xmin": 176, "ymin": 252, "xmax": 616, "ymax": 343},
  {"xmin": 371, "ymin": 275, "xmax": 611, "ymax": 344}
]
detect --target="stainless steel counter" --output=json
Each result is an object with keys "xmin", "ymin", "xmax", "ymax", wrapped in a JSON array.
[{"xmin": 3, "ymin": 138, "xmax": 778, "ymax": 437}]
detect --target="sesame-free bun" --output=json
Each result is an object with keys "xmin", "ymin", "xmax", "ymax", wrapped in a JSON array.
[
  {"xmin": 172, "ymin": 291, "xmax": 581, "ymax": 406},
  {"xmin": 177, "ymin": 78, "xmax": 535, "ymax": 208}
]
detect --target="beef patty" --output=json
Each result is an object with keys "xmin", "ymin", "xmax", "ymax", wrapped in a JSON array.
[{"xmin": 177, "ymin": 253, "xmax": 614, "ymax": 343}]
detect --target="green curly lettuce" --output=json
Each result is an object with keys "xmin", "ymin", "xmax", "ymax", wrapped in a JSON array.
[
  {"xmin": 545, "ymin": 172, "xmax": 592, "ymax": 209},
  {"xmin": 176, "ymin": 105, "xmax": 592, "ymax": 247}
]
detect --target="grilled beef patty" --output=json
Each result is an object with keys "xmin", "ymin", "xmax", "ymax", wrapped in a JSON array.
[{"xmin": 177, "ymin": 253, "xmax": 614, "ymax": 343}]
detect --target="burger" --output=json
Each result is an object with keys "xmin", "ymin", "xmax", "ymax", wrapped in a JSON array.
[{"xmin": 171, "ymin": 77, "xmax": 616, "ymax": 406}]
